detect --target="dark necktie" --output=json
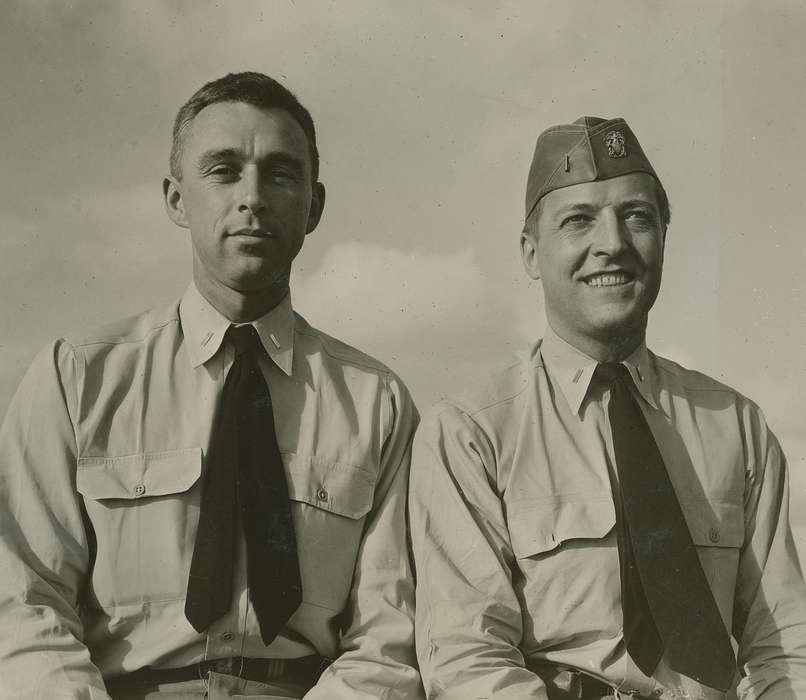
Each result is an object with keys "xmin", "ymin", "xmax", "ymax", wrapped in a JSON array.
[
  {"xmin": 185, "ymin": 324, "xmax": 302, "ymax": 644},
  {"xmin": 596, "ymin": 362, "xmax": 735, "ymax": 691}
]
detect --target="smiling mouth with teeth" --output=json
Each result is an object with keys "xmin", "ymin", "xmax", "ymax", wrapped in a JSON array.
[{"xmin": 585, "ymin": 272, "xmax": 633, "ymax": 287}]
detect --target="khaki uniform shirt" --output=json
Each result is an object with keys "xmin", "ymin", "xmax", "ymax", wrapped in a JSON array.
[
  {"xmin": 410, "ymin": 328, "xmax": 806, "ymax": 699},
  {"xmin": 0, "ymin": 284, "xmax": 422, "ymax": 700}
]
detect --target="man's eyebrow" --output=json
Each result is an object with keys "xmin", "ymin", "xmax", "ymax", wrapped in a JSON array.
[
  {"xmin": 196, "ymin": 148, "xmax": 245, "ymax": 171},
  {"xmin": 263, "ymin": 152, "xmax": 306, "ymax": 173},
  {"xmin": 550, "ymin": 198, "xmax": 659, "ymax": 217},
  {"xmin": 195, "ymin": 149, "xmax": 306, "ymax": 174},
  {"xmin": 617, "ymin": 198, "xmax": 659, "ymax": 211},
  {"xmin": 550, "ymin": 202, "xmax": 597, "ymax": 217}
]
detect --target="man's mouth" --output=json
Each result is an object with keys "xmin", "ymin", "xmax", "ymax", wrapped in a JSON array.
[
  {"xmin": 583, "ymin": 271, "xmax": 634, "ymax": 287},
  {"xmin": 229, "ymin": 227, "xmax": 271, "ymax": 238}
]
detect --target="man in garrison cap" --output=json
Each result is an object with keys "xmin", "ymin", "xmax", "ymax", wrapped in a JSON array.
[{"xmin": 410, "ymin": 116, "xmax": 806, "ymax": 699}]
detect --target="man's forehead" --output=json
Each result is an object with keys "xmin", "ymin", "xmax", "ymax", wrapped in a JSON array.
[
  {"xmin": 540, "ymin": 173, "xmax": 659, "ymax": 212},
  {"xmin": 182, "ymin": 102, "xmax": 309, "ymax": 156}
]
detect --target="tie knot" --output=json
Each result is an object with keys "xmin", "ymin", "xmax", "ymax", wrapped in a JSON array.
[
  {"xmin": 594, "ymin": 362, "xmax": 631, "ymax": 387},
  {"xmin": 228, "ymin": 324, "xmax": 263, "ymax": 357}
]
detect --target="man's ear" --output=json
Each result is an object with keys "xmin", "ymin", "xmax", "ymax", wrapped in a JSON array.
[
  {"xmin": 521, "ymin": 229, "xmax": 541, "ymax": 281},
  {"xmin": 163, "ymin": 176, "xmax": 189, "ymax": 229},
  {"xmin": 305, "ymin": 182, "xmax": 326, "ymax": 235}
]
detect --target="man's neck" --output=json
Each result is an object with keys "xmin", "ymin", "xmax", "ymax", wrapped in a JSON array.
[
  {"xmin": 194, "ymin": 276, "xmax": 289, "ymax": 323},
  {"xmin": 547, "ymin": 322, "xmax": 645, "ymax": 363}
]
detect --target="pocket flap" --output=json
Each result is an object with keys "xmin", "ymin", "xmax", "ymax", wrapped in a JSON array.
[
  {"xmin": 682, "ymin": 498, "xmax": 744, "ymax": 548},
  {"xmin": 508, "ymin": 496, "xmax": 616, "ymax": 558},
  {"xmin": 77, "ymin": 448, "xmax": 202, "ymax": 500},
  {"xmin": 284, "ymin": 453, "xmax": 375, "ymax": 520}
]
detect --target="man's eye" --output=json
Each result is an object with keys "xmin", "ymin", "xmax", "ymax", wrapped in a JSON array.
[
  {"xmin": 269, "ymin": 167, "xmax": 301, "ymax": 183},
  {"xmin": 561, "ymin": 214, "xmax": 590, "ymax": 227},
  {"xmin": 625, "ymin": 210, "xmax": 656, "ymax": 225},
  {"xmin": 208, "ymin": 165, "xmax": 237, "ymax": 178}
]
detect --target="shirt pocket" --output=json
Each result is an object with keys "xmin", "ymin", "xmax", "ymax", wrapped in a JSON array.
[
  {"xmin": 507, "ymin": 496, "xmax": 620, "ymax": 643},
  {"xmin": 283, "ymin": 452, "xmax": 376, "ymax": 613},
  {"xmin": 680, "ymin": 497, "xmax": 744, "ymax": 625},
  {"xmin": 76, "ymin": 447, "xmax": 202, "ymax": 607},
  {"xmin": 508, "ymin": 496, "xmax": 617, "ymax": 560}
]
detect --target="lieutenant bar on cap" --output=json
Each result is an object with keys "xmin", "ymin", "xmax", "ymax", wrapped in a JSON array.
[{"xmin": 524, "ymin": 116, "xmax": 660, "ymax": 221}]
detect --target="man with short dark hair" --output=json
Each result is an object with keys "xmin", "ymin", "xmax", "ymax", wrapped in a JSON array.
[
  {"xmin": 410, "ymin": 116, "xmax": 806, "ymax": 699},
  {"xmin": 0, "ymin": 72, "xmax": 422, "ymax": 700}
]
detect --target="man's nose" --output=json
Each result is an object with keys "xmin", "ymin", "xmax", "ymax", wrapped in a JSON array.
[
  {"xmin": 592, "ymin": 209, "xmax": 629, "ymax": 256},
  {"xmin": 236, "ymin": 168, "xmax": 267, "ymax": 215}
]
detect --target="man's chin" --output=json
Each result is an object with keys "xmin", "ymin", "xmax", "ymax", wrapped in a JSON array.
[
  {"xmin": 230, "ymin": 281, "xmax": 288, "ymax": 297},
  {"xmin": 590, "ymin": 315, "xmax": 647, "ymax": 345},
  {"xmin": 226, "ymin": 267, "xmax": 290, "ymax": 294}
]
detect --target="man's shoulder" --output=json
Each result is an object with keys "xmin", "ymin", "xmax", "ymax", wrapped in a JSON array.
[
  {"xmin": 293, "ymin": 312, "xmax": 398, "ymax": 380},
  {"xmin": 429, "ymin": 343, "xmax": 540, "ymax": 423},
  {"xmin": 18, "ymin": 301, "xmax": 182, "ymax": 399},
  {"xmin": 65, "ymin": 300, "xmax": 181, "ymax": 351},
  {"xmin": 650, "ymin": 350, "xmax": 745, "ymax": 398},
  {"xmin": 649, "ymin": 350, "xmax": 771, "ymax": 429}
]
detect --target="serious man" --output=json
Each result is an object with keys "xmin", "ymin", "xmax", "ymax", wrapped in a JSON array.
[
  {"xmin": 410, "ymin": 116, "xmax": 806, "ymax": 699},
  {"xmin": 0, "ymin": 72, "xmax": 421, "ymax": 700}
]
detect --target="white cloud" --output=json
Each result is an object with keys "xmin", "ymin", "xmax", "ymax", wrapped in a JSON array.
[{"xmin": 292, "ymin": 240, "xmax": 539, "ymax": 406}]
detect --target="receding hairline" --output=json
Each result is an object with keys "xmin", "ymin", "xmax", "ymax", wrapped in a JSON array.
[{"xmin": 170, "ymin": 100, "xmax": 317, "ymax": 181}]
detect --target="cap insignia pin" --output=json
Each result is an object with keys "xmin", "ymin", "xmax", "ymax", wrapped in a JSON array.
[{"xmin": 604, "ymin": 130, "xmax": 627, "ymax": 158}]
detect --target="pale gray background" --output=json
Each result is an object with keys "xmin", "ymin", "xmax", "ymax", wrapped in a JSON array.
[{"xmin": 1, "ymin": 1, "xmax": 804, "ymax": 561}]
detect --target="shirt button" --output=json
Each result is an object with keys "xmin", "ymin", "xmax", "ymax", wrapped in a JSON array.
[
  {"xmin": 133, "ymin": 484, "xmax": 146, "ymax": 497},
  {"xmin": 222, "ymin": 631, "xmax": 234, "ymax": 641},
  {"xmin": 316, "ymin": 488, "xmax": 328, "ymax": 501},
  {"xmin": 709, "ymin": 527, "xmax": 720, "ymax": 543}
]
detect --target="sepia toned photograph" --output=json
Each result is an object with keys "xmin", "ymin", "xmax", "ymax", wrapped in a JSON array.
[{"xmin": 1, "ymin": 2, "xmax": 804, "ymax": 698}]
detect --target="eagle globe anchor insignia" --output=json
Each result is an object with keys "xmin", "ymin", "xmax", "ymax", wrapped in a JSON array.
[{"xmin": 604, "ymin": 130, "xmax": 627, "ymax": 158}]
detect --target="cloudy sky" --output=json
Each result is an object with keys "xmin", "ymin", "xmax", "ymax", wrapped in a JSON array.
[{"xmin": 2, "ymin": 1, "xmax": 805, "ymax": 559}]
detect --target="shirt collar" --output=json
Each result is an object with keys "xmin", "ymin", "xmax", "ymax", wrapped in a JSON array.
[
  {"xmin": 538, "ymin": 325, "xmax": 658, "ymax": 415},
  {"xmin": 179, "ymin": 283, "xmax": 295, "ymax": 376}
]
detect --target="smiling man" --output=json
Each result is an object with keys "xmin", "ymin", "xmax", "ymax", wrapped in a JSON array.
[
  {"xmin": 410, "ymin": 116, "xmax": 806, "ymax": 699},
  {"xmin": 0, "ymin": 73, "xmax": 422, "ymax": 700}
]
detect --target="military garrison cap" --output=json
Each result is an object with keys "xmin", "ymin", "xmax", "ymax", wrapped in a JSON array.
[{"xmin": 524, "ymin": 116, "xmax": 661, "ymax": 222}]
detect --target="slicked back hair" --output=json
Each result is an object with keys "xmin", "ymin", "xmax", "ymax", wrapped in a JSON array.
[{"xmin": 169, "ymin": 71, "xmax": 319, "ymax": 182}]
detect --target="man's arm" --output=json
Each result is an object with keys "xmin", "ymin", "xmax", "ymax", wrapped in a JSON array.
[
  {"xmin": 304, "ymin": 373, "xmax": 423, "ymax": 700},
  {"xmin": 0, "ymin": 341, "xmax": 110, "ymax": 700},
  {"xmin": 734, "ymin": 402, "xmax": 806, "ymax": 699},
  {"xmin": 409, "ymin": 402, "xmax": 546, "ymax": 700}
]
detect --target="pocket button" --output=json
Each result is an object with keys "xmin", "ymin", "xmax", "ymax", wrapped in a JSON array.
[
  {"xmin": 708, "ymin": 527, "xmax": 720, "ymax": 543},
  {"xmin": 316, "ymin": 487, "xmax": 329, "ymax": 501},
  {"xmin": 133, "ymin": 484, "xmax": 146, "ymax": 497}
]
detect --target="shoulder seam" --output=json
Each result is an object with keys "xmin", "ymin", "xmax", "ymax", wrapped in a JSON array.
[
  {"xmin": 294, "ymin": 322, "xmax": 392, "ymax": 376},
  {"xmin": 440, "ymin": 369, "xmax": 531, "ymax": 419},
  {"xmin": 653, "ymin": 355, "xmax": 737, "ymax": 394},
  {"xmin": 72, "ymin": 317, "xmax": 180, "ymax": 349},
  {"xmin": 465, "ymin": 379, "xmax": 530, "ymax": 417}
]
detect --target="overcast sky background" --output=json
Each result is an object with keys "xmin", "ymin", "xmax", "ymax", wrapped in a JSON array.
[{"xmin": 2, "ymin": 0, "xmax": 805, "ymax": 560}]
